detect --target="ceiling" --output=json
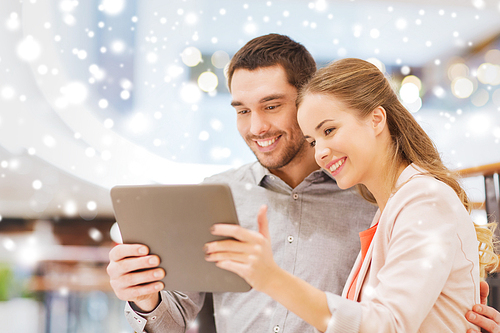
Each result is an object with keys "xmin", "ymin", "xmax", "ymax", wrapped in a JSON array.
[{"xmin": 0, "ymin": 0, "xmax": 499, "ymax": 219}]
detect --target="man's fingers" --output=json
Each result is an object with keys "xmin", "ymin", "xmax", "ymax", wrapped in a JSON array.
[
  {"xmin": 112, "ymin": 267, "xmax": 165, "ymax": 290},
  {"xmin": 474, "ymin": 304, "xmax": 500, "ymax": 325},
  {"xmin": 114, "ymin": 280, "xmax": 165, "ymax": 302},
  {"xmin": 109, "ymin": 244, "xmax": 149, "ymax": 262},
  {"xmin": 107, "ymin": 254, "xmax": 161, "ymax": 279},
  {"xmin": 480, "ymin": 280, "xmax": 490, "ymax": 305},
  {"xmin": 110, "ymin": 267, "xmax": 165, "ymax": 300},
  {"xmin": 467, "ymin": 310, "xmax": 499, "ymax": 333}
]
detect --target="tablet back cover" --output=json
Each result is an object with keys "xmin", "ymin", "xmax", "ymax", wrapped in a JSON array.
[{"xmin": 110, "ymin": 183, "xmax": 251, "ymax": 293}]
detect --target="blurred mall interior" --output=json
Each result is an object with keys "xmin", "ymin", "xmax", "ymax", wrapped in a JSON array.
[{"xmin": 0, "ymin": 0, "xmax": 500, "ymax": 332}]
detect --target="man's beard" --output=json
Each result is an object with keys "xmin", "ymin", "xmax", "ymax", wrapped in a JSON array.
[{"xmin": 248, "ymin": 133, "xmax": 308, "ymax": 170}]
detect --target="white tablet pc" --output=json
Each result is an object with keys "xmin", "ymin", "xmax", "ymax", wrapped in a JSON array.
[{"xmin": 110, "ymin": 183, "xmax": 251, "ymax": 293}]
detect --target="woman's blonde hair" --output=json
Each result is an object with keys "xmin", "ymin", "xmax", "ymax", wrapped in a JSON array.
[{"xmin": 298, "ymin": 58, "xmax": 498, "ymax": 278}]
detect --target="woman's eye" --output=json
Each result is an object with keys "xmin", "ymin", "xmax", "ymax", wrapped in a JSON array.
[
  {"xmin": 309, "ymin": 140, "xmax": 316, "ymax": 147},
  {"xmin": 324, "ymin": 128, "xmax": 335, "ymax": 135}
]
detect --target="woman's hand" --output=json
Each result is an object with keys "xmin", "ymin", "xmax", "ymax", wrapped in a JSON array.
[{"xmin": 204, "ymin": 205, "xmax": 280, "ymax": 293}]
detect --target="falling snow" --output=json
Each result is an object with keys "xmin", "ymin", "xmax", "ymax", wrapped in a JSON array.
[{"xmin": 0, "ymin": 1, "xmax": 496, "ymax": 248}]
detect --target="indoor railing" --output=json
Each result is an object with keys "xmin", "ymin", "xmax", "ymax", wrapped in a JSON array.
[{"xmin": 458, "ymin": 162, "xmax": 500, "ymax": 310}]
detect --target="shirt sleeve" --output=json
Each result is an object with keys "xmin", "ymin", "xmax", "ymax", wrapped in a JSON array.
[{"xmin": 124, "ymin": 290, "xmax": 206, "ymax": 332}]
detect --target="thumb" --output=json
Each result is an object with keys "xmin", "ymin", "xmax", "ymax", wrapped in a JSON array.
[
  {"xmin": 257, "ymin": 205, "xmax": 271, "ymax": 240},
  {"xmin": 480, "ymin": 280, "xmax": 489, "ymax": 305}
]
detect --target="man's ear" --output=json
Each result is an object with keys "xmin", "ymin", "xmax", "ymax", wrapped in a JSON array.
[{"xmin": 371, "ymin": 106, "xmax": 387, "ymax": 136}]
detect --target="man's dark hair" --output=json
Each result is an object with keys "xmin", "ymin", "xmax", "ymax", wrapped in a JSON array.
[{"xmin": 226, "ymin": 33, "xmax": 316, "ymax": 92}]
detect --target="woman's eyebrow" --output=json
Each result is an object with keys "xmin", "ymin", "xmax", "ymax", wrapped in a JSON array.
[{"xmin": 315, "ymin": 119, "xmax": 335, "ymax": 131}]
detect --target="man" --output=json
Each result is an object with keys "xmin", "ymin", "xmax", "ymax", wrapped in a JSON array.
[{"xmin": 107, "ymin": 33, "xmax": 499, "ymax": 332}]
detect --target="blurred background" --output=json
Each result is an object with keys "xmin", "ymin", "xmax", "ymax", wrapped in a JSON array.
[{"xmin": 0, "ymin": 0, "xmax": 499, "ymax": 332}]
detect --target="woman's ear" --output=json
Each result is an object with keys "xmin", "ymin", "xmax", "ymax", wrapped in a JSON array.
[{"xmin": 371, "ymin": 106, "xmax": 387, "ymax": 136}]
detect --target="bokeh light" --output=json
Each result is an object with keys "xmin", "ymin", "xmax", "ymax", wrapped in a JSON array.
[
  {"xmin": 99, "ymin": 0, "xmax": 126, "ymax": 16},
  {"xmin": 395, "ymin": 18, "xmax": 407, "ymax": 30},
  {"xmin": 181, "ymin": 46, "xmax": 202, "ymax": 67},
  {"xmin": 366, "ymin": 57, "xmax": 386, "ymax": 73},
  {"xmin": 451, "ymin": 77, "xmax": 474, "ymax": 98},
  {"xmin": 17, "ymin": 36, "xmax": 42, "ymax": 62},
  {"xmin": 111, "ymin": 40, "xmax": 126, "ymax": 54},
  {"xmin": 6, "ymin": 12, "xmax": 20, "ymax": 31},
  {"xmin": 197, "ymin": 71, "xmax": 218, "ymax": 92},
  {"xmin": 244, "ymin": 22, "xmax": 257, "ymax": 35},
  {"xmin": 60, "ymin": 82, "xmax": 88, "ymax": 105},
  {"xmin": 402, "ymin": 75, "xmax": 422, "ymax": 91},
  {"xmin": 485, "ymin": 49, "xmax": 500, "ymax": 64},
  {"xmin": 180, "ymin": 83, "xmax": 202, "ymax": 103},
  {"xmin": 401, "ymin": 65, "xmax": 410, "ymax": 75},
  {"xmin": 399, "ymin": 82, "xmax": 420, "ymax": 104},
  {"xmin": 185, "ymin": 12, "xmax": 198, "ymax": 25},
  {"xmin": 477, "ymin": 63, "xmax": 500, "ymax": 85},
  {"xmin": 471, "ymin": 88, "xmax": 489, "ymax": 107},
  {"xmin": 448, "ymin": 62, "xmax": 469, "ymax": 81},
  {"xmin": 211, "ymin": 50, "xmax": 230, "ymax": 69},
  {"xmin": 492, "ymin": 88, "xmax": 500, "ymax": 106},
  {"xmin": 1, "ymin": 86, "xmax": 16, "ymax": 100},
  {"xmin": 199, "ymin": 131, "xmax": 210, "ymax": 141}
]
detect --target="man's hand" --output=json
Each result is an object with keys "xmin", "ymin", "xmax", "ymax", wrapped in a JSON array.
[
  {"xmin": 107, "ymin": 243, "xmax": 165, "ymax": 312},
  {"xmin": 466, "ymin": 280, "xmax": 500, "ymax": 333}
]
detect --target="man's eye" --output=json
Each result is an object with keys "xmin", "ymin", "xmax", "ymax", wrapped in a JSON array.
[
  {"xmin": 266, "ymin": 105, "xmax": 279, "ymax": 110},
  {"xmin": 237, "ymin": 109, "xmax": 250, "ymax": 115}
]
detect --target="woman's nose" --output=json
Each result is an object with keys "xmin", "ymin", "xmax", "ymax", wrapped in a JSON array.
[{"xmin": 315, "ymin": 145, "xmax": 331, "ymax": 163}]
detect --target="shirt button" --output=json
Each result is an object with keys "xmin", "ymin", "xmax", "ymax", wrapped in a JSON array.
[
  {"xmin": 274, "ymin": 325, "xmax": 280, "ymax": 332},
  {"xmin": 292, "ymin": 193, "xmax": 299, "ymax": 200},
  {"xmin": 287, "ymin": 236, "xmax": 294, "ymax": 243},
  {"xmin": 151, "ymin": 316, "xmax": 157, "ymax": 320}
]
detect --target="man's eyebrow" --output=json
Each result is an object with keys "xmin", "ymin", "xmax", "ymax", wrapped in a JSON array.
[
  {"xmin": 260, "ymin": 94, "xmax": 286, "ymax": 103},
  {"xmin": 230, "ymin": 94, "xmax": 286, "ymax": 108},
  {"xmin": 315, "ymin": 119, "xmax": 334, "ymax": 131}
]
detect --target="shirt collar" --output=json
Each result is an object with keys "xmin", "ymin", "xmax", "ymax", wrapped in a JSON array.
[{"xmin": 250, "ymin": 161, "xmax": 336, "ymax": 188}]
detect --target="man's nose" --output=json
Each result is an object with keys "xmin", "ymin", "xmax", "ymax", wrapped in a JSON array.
[{"xmin": 249, "ymin": 112, "xmax": 270, "ymax": 135}]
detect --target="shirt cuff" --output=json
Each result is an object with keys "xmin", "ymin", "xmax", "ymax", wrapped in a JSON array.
[
  {"xmin": 317, "ymin": 292, "xmax": 362, "ymax": 333},
  {"xmin": 124, "ymin": 292, "xmax": 168, "ymax": 332}
]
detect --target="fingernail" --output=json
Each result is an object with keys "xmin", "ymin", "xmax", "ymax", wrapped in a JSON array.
[
  {"xmin": 473, "ymin": 305, "xmax": 482, "ymax": 312},
  {"xmin": 203, "ymin": 245, "xmax": 209, "ymax": 253},
  {"xmin": 468, "ymin": 312, "xmax": 476, "ymax": 320},
  {"xmin": 149, "ymin": 257, "xmax": 159, "ymax": 265},
  {"xmin": 155, "ymin": 283, "xmax": 162, "ymax": 290},
  {"xmin": 210, "ymin": 225, "xmax": 215, "ymax": 233},
  {"xmin": 139, "ymin": 247, "xmax": 148, "ymax": 255},
  {"xmin": 153, "ymin": 270, "xmax": 162, "ymax": 278}
]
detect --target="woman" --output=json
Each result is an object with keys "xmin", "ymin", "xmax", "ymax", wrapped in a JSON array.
[{"xmin": 204, "ymin": 58, "xmax": 498, "ymax": 332}]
